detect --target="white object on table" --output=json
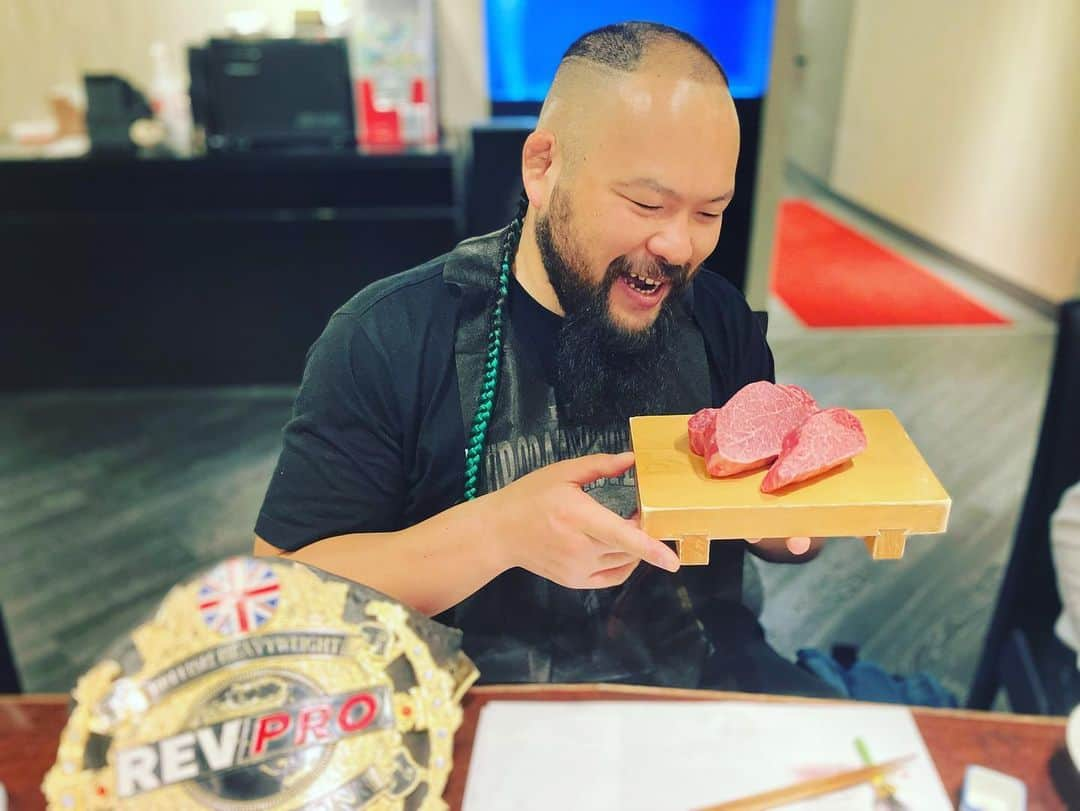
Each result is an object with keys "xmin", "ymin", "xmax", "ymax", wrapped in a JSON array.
[
  {"xmin": 1066, "ymin": 702, "xmax": 1080, "ymax": 770},
  {"xmin": 1050, "ymin": 482, "xmax": 1080, "ymax": 669},
  {"xmin": 462, "ymin": 700, "xmax": 952, "ymax": 811},
  {"xmin": 959, "ymin": 764, "xmax": 1026, "ymax": 811}
]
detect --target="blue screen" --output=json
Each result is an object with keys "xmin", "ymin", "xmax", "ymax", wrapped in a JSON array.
[{"xmin": 485, "ymin": 1, "xmax": 776, "ymax": 103}]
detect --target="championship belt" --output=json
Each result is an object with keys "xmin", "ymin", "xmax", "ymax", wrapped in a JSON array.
[{"xmin": 43, "ymin": 556, "xmax": 478, "ymax": 810}]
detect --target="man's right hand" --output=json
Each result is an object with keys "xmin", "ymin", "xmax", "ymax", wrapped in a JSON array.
[{"xmin": 485, "ymin": 451, "xmax": 681, "ymax": 589}]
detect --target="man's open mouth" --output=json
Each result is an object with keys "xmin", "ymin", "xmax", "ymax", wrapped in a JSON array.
[{"xmin": 621, "ymin": 268, "xmax": 667, "ymax": 296}]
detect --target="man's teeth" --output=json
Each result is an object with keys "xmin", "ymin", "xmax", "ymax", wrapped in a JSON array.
[{"xmin": 628, "ymin": 270, "xmax": 662, "ymax": 289}]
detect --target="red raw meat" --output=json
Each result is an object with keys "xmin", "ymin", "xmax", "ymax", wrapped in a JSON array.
[
  {"xmin": 697, "ymin": 381, "xmax": 820, "ymax": 476},
  {"xmin": 779, "ymin": 384, "xmax": 817, "ymax": 409},
  {"xmin": 688, "ymin": 408, "xmax": 720, "ymax": 456},
  {"xmin": 761, "ymin": 408, "xmax": 867, "ymax": 493}
]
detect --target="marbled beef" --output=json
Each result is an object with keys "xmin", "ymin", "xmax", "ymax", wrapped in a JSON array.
[
  {"xmin": 760, "ymin": 407, "xmax": 867, "ymax": 493},
  {"xmin": 687, "ymin": 381, "xmax": 819, "ymax": 476}
]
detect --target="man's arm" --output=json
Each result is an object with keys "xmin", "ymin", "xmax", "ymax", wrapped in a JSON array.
[
  {"xmin": 255, "ymin": 452, "xmax": 681, "ymax": 617},
  {"xmin": 255, "ymin": 494, "xmax": 507, "ymax": 617}
]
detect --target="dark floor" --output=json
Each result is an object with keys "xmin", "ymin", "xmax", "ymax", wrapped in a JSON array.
[{"xmin": 0, "ymin": 388, "xmax": 293, "ymax": 690}]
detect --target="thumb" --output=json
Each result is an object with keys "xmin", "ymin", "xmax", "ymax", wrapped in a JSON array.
[{"xmin": 561, "ymin": 451, "xmax": 636, "ymax": 487}]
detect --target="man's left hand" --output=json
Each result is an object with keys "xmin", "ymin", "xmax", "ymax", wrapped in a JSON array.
[{"xmin": 745, "ymin": 536, "xmax": 823, "ymax": 563}]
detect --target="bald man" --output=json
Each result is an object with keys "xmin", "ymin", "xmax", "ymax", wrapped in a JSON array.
[{"xmin": 254, "ymin": 22, "xmax": 835, "ymax": 697}]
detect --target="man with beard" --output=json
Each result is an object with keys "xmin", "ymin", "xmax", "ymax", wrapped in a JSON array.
[{"xmin": 254, "ymin": 22, "xmax": 834, "ymax": 696}]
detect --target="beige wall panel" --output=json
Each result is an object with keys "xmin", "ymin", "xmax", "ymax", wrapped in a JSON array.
[
  {"xmin": 785, "ymin": 0, "xmax": 855, "ymax": 182},
  {"xmin": 831, "ymin": 0, "xmax": 1080, "ymax": 303}
]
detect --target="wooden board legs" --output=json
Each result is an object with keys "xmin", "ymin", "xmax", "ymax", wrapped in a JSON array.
[
  {"xmin": 675, "ymin": 535, "xmax": 711, "ymax": 565},
  {"xmin": 672, "ymin": 531, "xmax": 910, "ymax": 564},
  {"xmin": 863, "ymin": 529, "xmax": 908, "ymax": 560}
]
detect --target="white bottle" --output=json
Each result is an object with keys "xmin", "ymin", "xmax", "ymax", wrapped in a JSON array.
[{"xmin": 149, "ymin": 41, "xmax": 193, "ymax": 155}]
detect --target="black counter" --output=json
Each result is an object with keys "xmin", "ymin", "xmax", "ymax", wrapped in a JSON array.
[
  {"xmin": 2, "ymin": 101, "xmax": 764, "ymax": 392},
  {"xmin": 1, "ymin": 147, "xmax": 463, "ymax": 389}
]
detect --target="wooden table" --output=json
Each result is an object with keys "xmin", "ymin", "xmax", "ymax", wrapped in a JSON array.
[{"xmin": 2, "ymin": 685, "xmax": 1076, "ymax": 810}]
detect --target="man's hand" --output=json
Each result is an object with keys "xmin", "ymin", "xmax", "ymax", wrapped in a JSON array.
[
  {"xmin": 486, "ymin": 451, "xmax": 681, "ymax": 589},
  {"xmin": 745, "ymin": 536, "xmax": 824, "ymax": 563}
]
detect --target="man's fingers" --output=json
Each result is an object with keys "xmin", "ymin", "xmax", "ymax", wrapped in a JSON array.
[
  {"xmin": 745, "ymin": 537, "xmax": 813, "ymax": 555},
  {"xmin": 586, "ymin": 560, "xmax": 640, "ymax": 589},
  {"xmin": 588, "ymin": 539, "xmax": 637, "ymax": 566},
  {"xmin": 560, "ymin": 452, "xmax": 636, "ymax": 487},
  {"xmin": 787, "ymin": 536, "xmax": 812, "ymax": 555},
  {"xmin": 579, "ymin": 509, "xmax": 679, "ymax": 572}
]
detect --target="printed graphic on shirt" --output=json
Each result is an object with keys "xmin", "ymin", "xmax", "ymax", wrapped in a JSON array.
[{"xmin": 481, "ymin": 401, "xmax": 637, "ymax": 518}]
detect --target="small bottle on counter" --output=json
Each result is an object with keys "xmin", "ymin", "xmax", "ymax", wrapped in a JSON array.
[{"xmin": 149, "ymin": 41, "xmax": 193, "ymax": 155}]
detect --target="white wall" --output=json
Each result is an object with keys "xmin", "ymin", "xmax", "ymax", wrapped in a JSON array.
[
  {"xmin": 434, "ymin": 0, "xmax": 489, "ymax": 130},
  {"xmin": 0, "ymin": 0, "xmax": 489, "ymax": 134},
  {"xmin": 743, "ymin": 0, "xmax": 796, "ymax": 311},
  {"xmin": 785, "ymin": 0, "xmax": 854, "ymax": 183},
  {"xmin": 829, "ymin": 0, "xmax": 1080, "ymax": 304}
]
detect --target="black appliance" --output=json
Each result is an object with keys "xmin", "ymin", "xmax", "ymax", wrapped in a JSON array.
[
  {"xmin": 189, "ymin": 37, "xmax": 355, "ymax": 152},
  {"xmin": 84, "ymin": 74, "xmax": 153, "ymax": 154}
]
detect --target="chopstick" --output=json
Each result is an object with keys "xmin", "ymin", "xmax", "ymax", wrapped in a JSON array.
[{"xmin": 693, "ymin": 753, "xmax": 914, "ymax": 811}]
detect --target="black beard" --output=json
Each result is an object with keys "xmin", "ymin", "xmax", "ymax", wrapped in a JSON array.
[{"xmin": 533, "ymin": 197, "xmax": 691, "ymax": 428}]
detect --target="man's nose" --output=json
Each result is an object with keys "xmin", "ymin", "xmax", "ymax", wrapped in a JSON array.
[{"xmin": 646, "ymin": 217, "xmax": 694, "ymax": 268}]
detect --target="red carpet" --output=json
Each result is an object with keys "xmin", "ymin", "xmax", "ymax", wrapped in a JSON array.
[{"xmin": 770, "ymin": 199, "xmax": 1010, "ymax": 327}]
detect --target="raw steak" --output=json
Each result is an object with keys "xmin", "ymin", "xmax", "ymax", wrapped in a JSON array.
[
  {"xmin": 687, "ymin": 408, "xmax": 720, "ymax": 456},
  {"xmin": 761, "ymin": 407, "xmax": 867, "ymax": 493},
  {"xmin": 779, "ymin": 384, "xmax": 817, "ymax": 410},
  {"xmin": 694, "ymin": 381, "xmax": 820, "ymax": 476}
]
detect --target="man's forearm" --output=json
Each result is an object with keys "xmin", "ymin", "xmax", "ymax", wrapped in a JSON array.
[{"xmin": 253, "ymin": 495, "xmax": 510, "ymax": 617}]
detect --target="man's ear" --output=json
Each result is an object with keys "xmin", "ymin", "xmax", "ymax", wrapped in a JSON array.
[{"xmin": 521, "ymin": 129, "xmax": 559, "ymax": 210}]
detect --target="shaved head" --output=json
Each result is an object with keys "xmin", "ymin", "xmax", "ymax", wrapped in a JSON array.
[{"xmin": 538, "ymin": 23, "xmax": 730, "ymax": 176}]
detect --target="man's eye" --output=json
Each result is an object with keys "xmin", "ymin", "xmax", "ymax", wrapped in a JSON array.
[
  {"xmin": 631, "ymin": 200, "xmax": 662, "ymax": 211},
  {"xmin": 699, "ymin": 212, "xmax": 722, "ymax": 219}
]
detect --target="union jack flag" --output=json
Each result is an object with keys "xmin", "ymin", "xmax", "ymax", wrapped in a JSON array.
[{"xmin": 198, "ymin": 558, "xmax": 280, "ymax": 636}]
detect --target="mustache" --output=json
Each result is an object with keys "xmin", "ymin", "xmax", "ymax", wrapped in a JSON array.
[{"xmin": 604, "ymin": 255, "xmax": 692, "ymax": 292}]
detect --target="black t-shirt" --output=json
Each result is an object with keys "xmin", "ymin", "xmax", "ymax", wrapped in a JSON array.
[{"xmin": 257, "ymin": 229, "xmax": 776, "ymax": 687}]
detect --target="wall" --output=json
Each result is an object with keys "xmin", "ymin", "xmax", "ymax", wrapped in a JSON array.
[
  {"xmin": 433, "ymin": 0, "xmax": 489, "ymax": 130},
  {"xmin": 829, "ymin": 0, "xmax": 1080, "ymax": 304},
  {"xmin": 742, "ymin": 0, "xmax": 795, "ymax": 311},
  {"xmin": 0, "ymin": 0, "xmax": 489, "ymax": 135},
  {"xmin": 785, "ymin": 0, "xmax": 854, "ymax": 183}
]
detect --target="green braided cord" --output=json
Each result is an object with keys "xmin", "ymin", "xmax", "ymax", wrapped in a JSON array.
[{"xmin": 463, "ymin": 199, "xmax": 527, "ymax": 500}]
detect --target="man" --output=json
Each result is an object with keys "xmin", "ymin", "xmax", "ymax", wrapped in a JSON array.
[{"xmin": 254, "ymin": 22, "xmax": 833, "ymax": 696}]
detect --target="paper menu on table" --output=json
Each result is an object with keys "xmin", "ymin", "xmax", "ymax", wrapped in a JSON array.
[{"xmin": 461, "ymin": 700, "xmax": 953, "ymax": 811}]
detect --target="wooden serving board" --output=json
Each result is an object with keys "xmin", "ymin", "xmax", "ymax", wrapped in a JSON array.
[{"xmin": 630, "ymin": 409, "xmax": 951, "ymax": 564}]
